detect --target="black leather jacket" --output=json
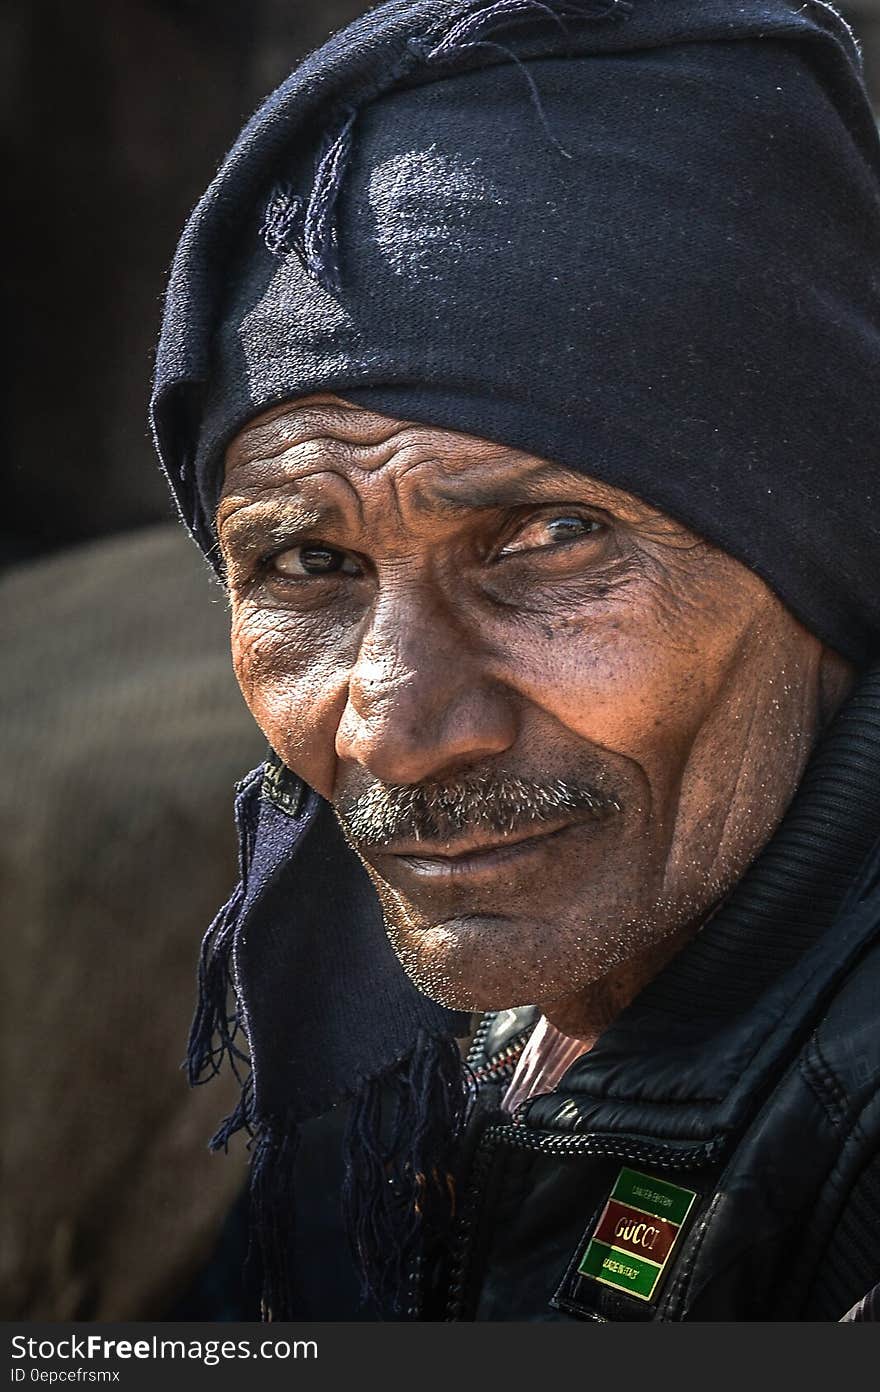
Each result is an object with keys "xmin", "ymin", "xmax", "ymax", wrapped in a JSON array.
[{"xmin": 428, "ymin": 921, "xmax": 880, "ymax": 1323}]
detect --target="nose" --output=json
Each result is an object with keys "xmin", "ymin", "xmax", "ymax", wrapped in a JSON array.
[{"xmin": 334, "ymin": 590, "xmax": 518, "ymax": 786}]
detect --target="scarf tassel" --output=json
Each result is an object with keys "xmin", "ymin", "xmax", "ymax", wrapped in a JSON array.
[
  {"xmin": 186, "ymin": 763, "xmax": 472, "ymax": 1318},
  {"xmin": 342, "ymin": 1029, "xmax": 472, "ymax": 1316},
  {"xmin": 185, "ymin": 768, "xmax": 262, "ymax": 1092},
  {"xmin": 248, "ymin": 1121, "xmax": 302, "ymax": 1321},
  {"xmin": 233, "ymin": 1032, "xmax": 470, "ymax": 1320}
]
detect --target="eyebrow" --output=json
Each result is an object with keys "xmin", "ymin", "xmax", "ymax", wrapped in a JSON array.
[
  {"xmin": 218, "ymin": 500, "xmax": 348, "ymax": 554},
  {"xmin": 410, "ymin": 465, "xmax": 615, "ymax": 518}
]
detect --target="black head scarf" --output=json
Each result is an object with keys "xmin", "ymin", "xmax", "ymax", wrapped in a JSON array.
[
  {"xmin": 154, "ymin": 0, "xmax": 880, "ymax": 661},
  {"xmin": 150, "ymin": 0, "xmax": 880, "ymax": 1317}
]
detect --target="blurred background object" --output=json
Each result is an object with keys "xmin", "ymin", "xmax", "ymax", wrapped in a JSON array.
[
  {"xmin": 0, "ymin": 528, "xmax": 265, "ymax": 1318},
  {"xmin": 1, "ymin": 0, "xmax": 877, "ymax": 1320},
  {"xmin": 3, "ymin": 0, "xmax": 371, "ymax": 565}
]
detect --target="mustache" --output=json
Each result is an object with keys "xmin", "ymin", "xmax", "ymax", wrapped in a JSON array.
[{"xmin": 334, "ymin": 771, "xmax": 622, "ymax": 848}]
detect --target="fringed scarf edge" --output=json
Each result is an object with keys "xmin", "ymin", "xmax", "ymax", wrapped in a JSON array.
[{"xmin": 183, "ymin": 764, "xmax": 472, "ymax": 1318}]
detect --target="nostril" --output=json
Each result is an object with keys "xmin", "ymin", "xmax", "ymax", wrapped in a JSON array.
[{"xmin": 335, "ymin": 677, "xmax": 519, "ymax": 788}]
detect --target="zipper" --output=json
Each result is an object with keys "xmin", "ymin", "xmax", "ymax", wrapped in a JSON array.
[
  {"xmin": 465, "ymin": 1012, "xmax": 494, "ymax": 1068},
  {"xmin": 466, "ymin": 1011, "xmax": 534, "ymax": 1087},
  {"xmin": 403, "ymin": 1252, "xmax": 424, "ymax": 1322},
  {"xmin": 443, "ymin": 1121, "xmax": 723, "ymax": 1321},
  {"xmin": 468, "ymin": 1036, "xmax": 531, "ymax": 1087}
]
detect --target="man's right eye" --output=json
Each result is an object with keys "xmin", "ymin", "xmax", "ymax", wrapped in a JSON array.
[{"xmin": 269, "ymin": 544, "xmax": 361, "ymax": 578}]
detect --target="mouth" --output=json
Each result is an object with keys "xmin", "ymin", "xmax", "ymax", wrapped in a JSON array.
[{"xmin": 370, "ymin": 816, "xmax": 601, "ymax": 883}]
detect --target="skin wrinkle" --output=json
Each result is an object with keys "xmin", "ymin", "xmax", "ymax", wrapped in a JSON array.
[
  {"xmin": 652, "ymin": 588, "xmax": 759, "ymax": 882},
  {"xmin": 661, "ymin": 644, "xmax": 764, "ymax": 897},
  {"xmin": 705, "ymin": 671, "xmax": 772, "ymax": 871},
  {"xmin": 223, "ymin": 397, "xmax": 414, "ymax": 469},
  {"xmin": 219, "ymin": 394, "xmax": 856, "ymax": 1044},
  {"xmin": 220, "ymin": 469, "xmax": 367, "ymax": 547},
  {"xmin": 677, "ymin": 652, "xmax": 758, "ymax": 887}
]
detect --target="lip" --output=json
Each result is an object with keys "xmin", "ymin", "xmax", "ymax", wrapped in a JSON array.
[{"xmin": 372, "ymin": 817, "xmax": 597, "ymax": 882}]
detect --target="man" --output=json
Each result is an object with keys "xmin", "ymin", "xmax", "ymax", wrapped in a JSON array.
[{"xmin": 152, "ymin": 0, "xmax": 880, "ymax": 1320}]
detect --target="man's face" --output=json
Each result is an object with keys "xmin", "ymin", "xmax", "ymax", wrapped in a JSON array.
[{"xmin": 218, "ymin": 395, "xmax": 837, "ymax": 1018}]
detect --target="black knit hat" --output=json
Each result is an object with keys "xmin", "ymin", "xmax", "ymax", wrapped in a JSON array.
[{"xmin": 153, "ymin": 0, "xmax": 880, "ymax": 664}]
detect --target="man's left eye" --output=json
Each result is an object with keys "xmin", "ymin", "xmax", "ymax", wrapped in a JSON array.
[{"xmin": 497, "ymin": 513, "xmax": 604, "ymax": 556}]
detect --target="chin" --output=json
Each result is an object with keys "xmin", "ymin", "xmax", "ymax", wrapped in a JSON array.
[
  {"xmin": 400, "ymin": 963, "xmax": 531, "ymax": 1014},
  {"xmin": 382, "ymin": 909, "xmax": 621, "ymax": 1014}
]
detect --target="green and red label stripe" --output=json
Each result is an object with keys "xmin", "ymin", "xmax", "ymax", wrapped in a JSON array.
[{"xmin": 578, "ymin": 1167, "xmax": 697, "ymax": 1303}]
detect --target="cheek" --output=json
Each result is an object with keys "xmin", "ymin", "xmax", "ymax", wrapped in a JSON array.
[
  {"xmin": 505, "ymin": 609, "xmax": 719, "ymax": 781},
  {"xmin": 230, "ymin": 602, "xmax": 351, "ymax": 795}
]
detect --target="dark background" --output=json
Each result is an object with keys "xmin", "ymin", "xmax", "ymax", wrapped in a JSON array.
[
  {"xmin": 3, "ymin": 0, "xmax": 879, "ymax": 566},
  {"xmin": 3, "ymin": 0, "xmax": 371, "ymax": 564}
]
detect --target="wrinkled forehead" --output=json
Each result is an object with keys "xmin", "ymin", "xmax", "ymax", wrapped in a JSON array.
[{"xmin": 220, "ymin": 393, "xmax": 677, "ymax": 532}]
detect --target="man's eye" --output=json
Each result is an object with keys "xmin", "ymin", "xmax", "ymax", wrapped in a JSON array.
[
  {"xmin": 269, "ymin": 544, "xmax": 360, "ymax": 578},
  {"xmin": 498, "ymin": 513, "xmax": 604, "ymax": 557}
]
